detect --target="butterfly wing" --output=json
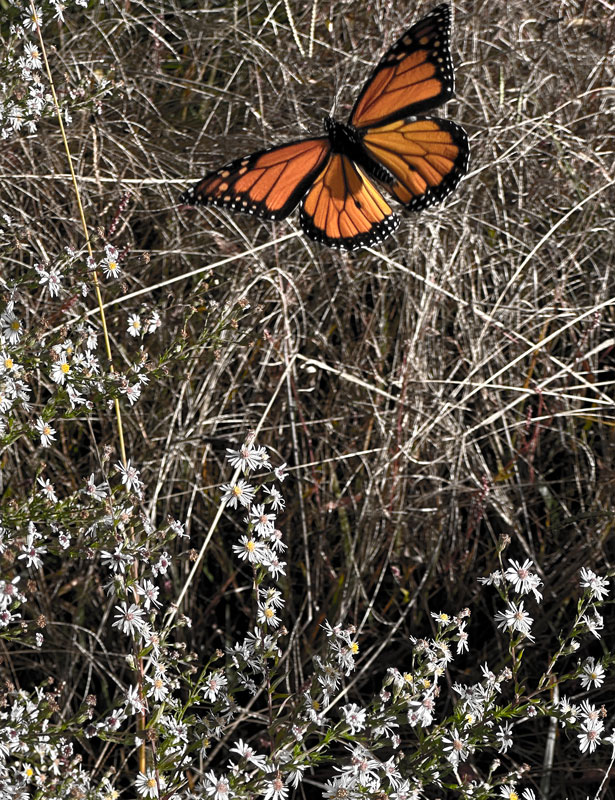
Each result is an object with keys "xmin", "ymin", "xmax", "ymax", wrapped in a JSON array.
[
  {"xmin": 300, "ymin": 154, "xmax": 400, "ymax": 250},
  {"xmin": 361, "ymin": 117, "xmax": 469, "ymax": 211},
  {"xmin": 180, "ymin": 138, "xmax": 331, "ymax": 220},
  {"xmin": 351, "ymin": 3, "xmax": 455, "ymax": 129}
]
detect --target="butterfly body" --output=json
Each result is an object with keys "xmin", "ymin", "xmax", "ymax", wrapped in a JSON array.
[
  {"xmin": 324, "ymin": 115, "xmax": 396, "ymax": 186},
  {"xmin": 181, "ymin": 3, "xmax": 469, "ymax": 250}
]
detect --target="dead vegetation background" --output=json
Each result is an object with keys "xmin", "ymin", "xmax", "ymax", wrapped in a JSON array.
[{"xmin": 2, "ymin": 0, "xmax": 615, "ymax": 795}]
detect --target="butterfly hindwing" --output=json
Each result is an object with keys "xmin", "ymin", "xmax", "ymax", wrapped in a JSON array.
[
  {"xmin": 300, "ymin": 154, "xmax": 400, "ymax": 250},
  {"xmin": 361, "ymin": 117, "xmax": 469, "ymax": 211},
  {"xmin": 351, "ymin": 3, "xmax": 455, "ymax": 129},
  {"xmin": 180, "ymin": 138, "xmax": 331, "ymax": 220}
]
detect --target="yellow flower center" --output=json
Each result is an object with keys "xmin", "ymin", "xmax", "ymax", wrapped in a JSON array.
[
  {"xmin": 61, "ymin": 362, "xmax": 70, "ymax": 374},
  {"xmin": 4, "ymin": 357, "xmax": 13, "ymax": 369}
]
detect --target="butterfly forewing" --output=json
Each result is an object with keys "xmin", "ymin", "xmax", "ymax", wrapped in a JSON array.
[
  {"xmin": 351, "ymin": 3, "xmax": 455, "ymax": 129},
  {"xmin": 180, "ymin": 138, "xmax": 331, "ymax": 220},
  {"xmin": 300, "ymin": 154, "xmax": 400, "ymax": 250},
  {"xmin": 361, "ymin": 117, "xmax": 469, "ymax": 211}
]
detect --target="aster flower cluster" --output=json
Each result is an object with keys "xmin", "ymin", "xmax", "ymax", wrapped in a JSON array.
[
  {"xmin": 2, "ymin": 247, "xmax": 615, "ymax": 799},
  {"xmin": 1, "ymin": 2, "xmax": 115, "ymax": 139}
]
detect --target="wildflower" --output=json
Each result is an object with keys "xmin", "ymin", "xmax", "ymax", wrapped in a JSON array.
[
  {"xmin": 102, "ymin": 254, "xmax": 122, "ymax": 279},
  {"xmin": 52, "ymin": 1, "xmax": 67, "ymax": 22},
  {"xmin": 226, "ymin": 444, "xmax": 261, "ymax": 472},
  {"xmin": 579, "ymin": 657, "xmax": 606, "ymax": 689},
  {"xmin": 407, "ymin": 694, "xmax": 435, "ymax": 727},
  {"xmin": 221, "ymin": 479, "xmax": 255, "ymax": 509},
  {"xmin": 274, "ymin": 462, "xmax": 287, "ymax": 481},
  {"xmin": 504, "ymin": 558, "xmax": 543, "ymax": 601},
  {"xmin": 323, "ymin": 774, "xmax": 358, "ymax": 800},
  {"xmin": 496, "ymin": 722, "xmax": 514, "ymax": 753},
  {"xmin": 262, "ymin": 775, "xmax": 288, "ymax": 800},
  {"xmin": 443, "ymin": 727, "xmax": 470, "ymax": 766},
  {"xmin": 579, "ymin": 700, "xmax": 603, "ymax": 728},
  {"xmin": 232, "ymin": 535, "xmax": 267, "ymax": 564},
  {"xmin": 342, "ymin": 703, "xmax": 367, "ymax": 734},
  {"xmin": 341, "ymin": 744, "xmax": 380, "ymax": 785},
  {"xmin": 135, "ymin": 769, "xmax": 159, "ymax": 798},
  {"xmin": 0, "ymin": 351, "xmax": 15, "ymax": 373},
  {"xmin": 84, "ymin": 473, "xmax": 107, "ymax": 501},
  {"xmin": 103, "ymin": 708, "xmax": 127, "ymax": 732},
  {"xmin": 23, "ymin": 43, "xmax": 43, "ymax": 70},
  {"xmin": 35, "ymin": 417, "xmax": 56, "ymax": 447},
  {"xmin": 257, "ymin": 603, "xmax": 281, "ymax": 628},
  {"xmin": 0, "ymin": 576, "xmax": 25, "ymax": 607},
  {"xmin": 1, "ymin": 306, "xmax": 23, "ymax": 344},
  {"xmin": 456, "ymin": 622, "xmax": 469, "ymax": 654},
  {"xmin": 18, "ymin": 533, "xmax": 47, "ymax": 569},
  {"xmin": 381, "ymin": 756, "xmax": 402, "ymax": 789},
  {"xmin": 500, "ymin": 787, "xmax": 520, "ymax": 800},
  {"xmin": 152, "ymin": 551, "xmax": 171, "ymax": 575},
  {"xmin": 390, "ymin": 779, "xmax": 421, "ymax": 800},
  {"xmin": 263, "ymin": 484, "xmax": 285, "ymax": 511},
  {"xmin": 494, "ymin": 600, "xmax": 534, "ymax": 639},
  {"xmin": 229, "ymin": 739, "xmax": 267, "ymax": 769},
  {"xmin": 100, "ymin": 546, "xmax": 132, "ymax": 574},
  {"xmin": 203, "ymin": 671, "xmax": 228, "ymax": 702},
  {"xmin": 581, "ymin": 610, "xmax": 604, "ymax": 639},
  {"xmin": 556, "ymin": 696, "xmax": 576, "ymax": 725},
  {"xmin": 266, "ymin": 529, "xmax": 287, "ymax": 555},
  {"xmin": 579, "ymin": 567, "xmax": 609, "ymax": 602},
  {"xmin": 112, "ymin": 602, "xmax": 146, "ymax": 636},
  {"xmin": 578, "ymin": 722, "xmax": 602, "ymax": 754},
  {"xmin": 146, "ymin": 311, "xmax": 161, "ymax": 333},
  {"xmin": 121, "ymin": 381, "xmax": 142, "ymax": 405},
  {"xmin": 136, "ymin": 579, "xmax": 161, "ymax": 610},
  {"xmin": 116, "ymin": 459, "xmax": 143, "ymax": 494},
  {"xmin": 431, "ymin": 611, "xmax": 451, "ymax": 625},
  {"xmin": 23, "ymin": 7, "xmax": 43, "ymax": 31},
  {"xmin": 38, "ymin": 267, "xmax": 62, "ymax": 297},
  {"xmin": 146, "ymin": 673, "xmax": 169, "ymax": 702},
  {"xmin": 168, "ymin": 518, "xmax": 187, "ymax": 537},
  {"xmin": 259, "ymin": 586, "xmax": 284, "ymax": 609},
  {"xmin": 203, "ymin": 771, "xmax": 231, "ymax": 800},
  {"xmin": 125, "ymin": 684, "xmax": 146, "ymax": 714},
  {"xmin": 127, "ymin": 314, "xmax": 142, "ymax": 337},
  {"xmin": 50, "ymin": 355, "xmax": 71, "ymax": 385},
  {"xmin": 37, "ymin": 476, "xmax": 58, "ymax": 503},
  {"xmin": 249, "ymin": 503, "xmax": 276, "ymax": 536},
  {"xmin": 478, "ymin": 570, "xmax": 503, "ymax": 586},
  {"xmin": 0, "ymin": 609, "xmax": 21, "ymax": 627},
  {"xmin": 66, "ymin": 384, "xmax": 85, "ymax": 407}
]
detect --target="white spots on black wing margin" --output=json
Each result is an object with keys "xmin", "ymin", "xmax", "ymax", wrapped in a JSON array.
[{"xmin": 299, "ymin": 206, "xmax": 401, "ymax": 251}]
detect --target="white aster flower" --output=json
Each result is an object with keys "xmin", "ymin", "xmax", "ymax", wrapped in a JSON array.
[
  {"xmin": 579, "ymin": 657, "xmax": 605, "ymax": 689},
  {"xmin": 494, "ymin": 600, "xmax": 534, "ymax": 639}
]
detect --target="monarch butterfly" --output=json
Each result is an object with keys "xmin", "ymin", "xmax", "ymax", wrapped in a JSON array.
[{"xmin": 180, "ymin": 3, "xmax": 469, "ymax": 251}]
